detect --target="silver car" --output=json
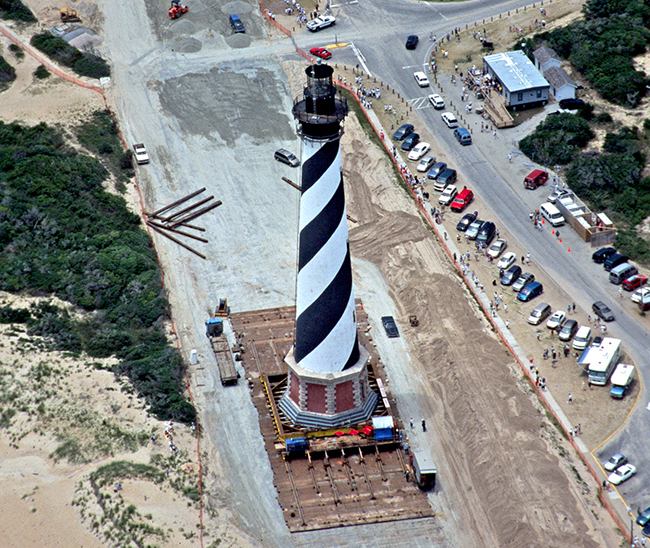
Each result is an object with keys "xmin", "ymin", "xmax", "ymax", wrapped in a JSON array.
[
  {"xmin": 417, "ymin": 155, "xmax": 436, "ymax": 172},
  {"xmin": 274, "ymin": 148, "xmax": 300, "ymax": 167},
  {"xmin": 465, "ymin": 220, "xmax": 484, "ymax": 240},
  {"xmin": 487, "ymin": 238, "xmax": 507, "ymax": 259}
]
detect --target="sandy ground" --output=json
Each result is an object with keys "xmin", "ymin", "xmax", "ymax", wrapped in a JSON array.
[
  {"xmin": 0, "ymin": 293, "xmax": 209, "ymax": 548},
  {"xmin": 0, "ymin": 0, "xmax": 632, "ymax": 546}
]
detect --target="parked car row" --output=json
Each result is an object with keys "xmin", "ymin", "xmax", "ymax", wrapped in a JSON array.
[
  {"xmin": 392, "ymin": 123, "xmax": 422, "ymax": 152},
  {"xmin": 603, "ymin": 453, "xmax": 636, "ymax": 485},
  {"xmin": 526, "ymin": 300, "xmax": 615, "ymax": 342},
  {"xmin": 592, "ymin": 246, "xmax": 648, "ymax": 308}
]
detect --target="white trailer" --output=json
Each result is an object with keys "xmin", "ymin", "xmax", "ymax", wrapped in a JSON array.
[{"xmin": 610, "ymin": 364, "xmax": 635, "ymax": 398}]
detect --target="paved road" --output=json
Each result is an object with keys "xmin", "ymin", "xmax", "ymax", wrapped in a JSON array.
[{"xmin": 305, "ymin": 0, "xmax": 650, "ymax": 513}]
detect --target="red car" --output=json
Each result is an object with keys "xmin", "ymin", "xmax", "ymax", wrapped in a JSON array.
[
  {"xmin": 450, "ymin": 188, "xmax": 473, "ymax": 212},
  {"xmin": 310, "ymin": 47, "xmax": 332, "ymax": 60},
  {"xmin": 622, "ymin": 274, "xmax": 647, "ymax": 291}
]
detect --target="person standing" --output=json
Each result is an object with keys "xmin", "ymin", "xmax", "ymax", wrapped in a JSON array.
[
  {"xmin": 568, "ymin": 393, "xmax": 573, "ymax": 404},
  {"xmin": 410, "ymin": 417, "xmax": 414, "ymax": 428}
]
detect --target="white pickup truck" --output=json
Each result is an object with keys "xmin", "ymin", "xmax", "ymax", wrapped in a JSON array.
[
  {"xmin": 132, "ymin": 143, "xmax": 150, "ymax": 164},
  {"xmin": 307, "ymin": 15, "xmax": 336, "ymax": 31}
]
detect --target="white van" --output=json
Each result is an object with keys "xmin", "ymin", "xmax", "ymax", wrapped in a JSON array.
[
  {"xmin": 572, "ymin": 326, "xmax": 592, "ymax": 350},
  {"xmin": 413, "ymin": 72, "xmax": 430, "ymax": 87},
  {"xmin": 540, "ymin": 203, "xmax": 565, "ymax": 227},
  {"xmin": 609, "ymin": 262, "xmax": 637, "ymax": 285}
]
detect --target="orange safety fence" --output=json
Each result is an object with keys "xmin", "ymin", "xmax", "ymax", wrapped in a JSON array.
[{"xmin": 258, "ymin": 0, "xmax": 292, "ymax": 36}]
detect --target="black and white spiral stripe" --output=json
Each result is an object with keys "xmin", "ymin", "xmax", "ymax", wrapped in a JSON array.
[{"xmin": 294, "ymin": 138, "xmax": 359, "ymax": 373}]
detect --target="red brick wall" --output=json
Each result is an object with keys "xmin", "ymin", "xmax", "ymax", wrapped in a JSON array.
[
  {"xmin": 335, "ymin": 380, "xmax": 354, "ymax": 412},
  {"xmin": 289, "ymin": 371, "xmax": 300, "ymax": 405},
  {"xmin": 306, "ymin": 383, "xmax": 326, "ymax": 413}
]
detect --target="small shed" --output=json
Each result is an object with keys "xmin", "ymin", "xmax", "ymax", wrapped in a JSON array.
[
  {"xmin": 372, "ymin": 416, "xmax": 395, "ymax": 441},
  {"xmin": 544, "ymin": 66, "xmax": 576, "ymax": 102},
  {"xmin": 533, "ymin": 45, "xmax": 561, "ymax": 72}
]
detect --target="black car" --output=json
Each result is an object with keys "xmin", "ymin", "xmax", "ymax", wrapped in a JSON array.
[
  {"xmin": 592, "ymin": 301, "xmax": 615, "ymax": 322},
  {"xmin": 456, "ymin": 212, "xmax": 477, "ymax": 232},
  {"xmin": 427, "ymin": 161, "xmax": 447, "ymax": 180},
  {"xmin": 592, "ymin": 247, "xmax": 616, "ymax": 263},
  {"xmin": 604, "ymin": 253, "xmax": 629, "ymax": 271},
  {"xmin": 401, "ymin": 132, "xmax": 420, "ymax": 151},
  {"xmin": 405, "ymin": 35, "xmax": 419, "ymax": 50},
  {"xmin": 475, "ymin": 221, "xmax": 496, "ymax": 248},
  {"xmin": 591, "ymin": 335, "xmax": 603, "ymax": 348},
  {"xmin": 381, "ymin": 316, "xmax": 399, "ymax": 338},
  {"xmin": 392, "ymin": 124, "xmax": 414, "ymax": 141},
  {"xmin": 501, "ymin": 265, "xmax": 522, "ymax": 286},
  {"xmin": 559, "ymin": 97, "xmax": 585, "ymax": 110}
]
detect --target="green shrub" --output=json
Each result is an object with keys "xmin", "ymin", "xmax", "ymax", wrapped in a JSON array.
[
  {"xmin": 519, "ymin": 114, "xmax": 594, "ymax": 166},
  {"xmin": 30, "ymin": 33, "xmax": 110, "ymax": 79},
  {"xmin": 0, "ymin": 120, "xmax": 193, "ymax": 423},
  {"xmin": 594, "ymin": 112, "xmax": 613, "ymax": 124},
  {"xmin": 76, "ymin": 110, "xmax": 133, "ymax": 183},
  {"xmin": 0, "ymin": 306, "xmax": 31, "ymax": 323},
  {"xmin": 0, "ymin": 55, "xmax": 15, "ymax": 83},
  {"xmin": 34, "ymin": 65, "xmax": 50, "ymax": 79},
  {"xmin": 535, "ymin": 0, "xmax": 650, "ymax": 106},
  {"xmin": 0, "ymin": 0, "xmax": 36, "ymax": 22},
  {"xmin": 8, "ymin": 44, "xmax": 23, "ymax": 59},
  {"xmin": 616, "ymin": 229, "xmax": 650, "ymax": 264},
  {"xmin": 90, "ymin": 461, "xmax": 165, "ymax": 487}
]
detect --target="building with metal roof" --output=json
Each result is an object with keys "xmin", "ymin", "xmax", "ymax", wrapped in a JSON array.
[{"xmin": 483, "ymin": 50, "xmax": 550, "ymax": 109}]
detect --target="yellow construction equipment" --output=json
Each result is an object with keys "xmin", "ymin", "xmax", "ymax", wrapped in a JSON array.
[
  {"xmin": 215, "ymin": 299, "xmax": 230, "ymax": 317},
  {"xmin": 60, "ymin": 8, "xmax": 81, "ymax": 22}
]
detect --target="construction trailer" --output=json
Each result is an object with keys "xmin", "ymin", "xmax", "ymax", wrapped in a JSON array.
[{"xmin": 410, "ymin": 449, "xmax": 437, "ymax": 490}]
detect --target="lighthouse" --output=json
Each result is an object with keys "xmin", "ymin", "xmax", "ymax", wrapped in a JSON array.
[{"xmin": 278, "ymin": 61, "xmax": 377, "ymax": 429}]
